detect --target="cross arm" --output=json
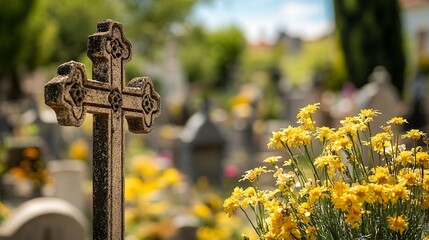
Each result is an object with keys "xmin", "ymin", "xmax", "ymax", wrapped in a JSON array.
[
  {"xmin": 45, "ymin": 61, "xmax": 88, "ymax": 127},
  {"xmin": 124, "ymin": 77, "xmax": 161, "ymax": 133}
]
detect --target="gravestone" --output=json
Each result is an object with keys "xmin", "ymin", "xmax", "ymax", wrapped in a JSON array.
[
  {"xmin": 170, "ymin": 214, "xmax": 198, "ymax": 240},
  {"xmin": 0, "ymin": 197, "xmax": 88, "ymax": 240},
  {"xmin": 48, "ymin": 160, "xmax": 87, "ymax": 212},
  {"xmin": 1, "ymin": 137, "xmax": 48, "ymax": 205},
  {"xmin": 44, "ymin": 19, "xmax": 161, "ymax": 240},
  {"xmin": 175, "ymin": 102, "xmax": 227, "ymax": 187},
  {"xmin": 356, "ymin": 66, "xmax": 404, "ymax": 133}
]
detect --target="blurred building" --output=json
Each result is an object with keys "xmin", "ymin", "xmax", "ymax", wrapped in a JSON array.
[{"xmin": 401, "ymin": 0, "xmax": 429, "ymax": 64}]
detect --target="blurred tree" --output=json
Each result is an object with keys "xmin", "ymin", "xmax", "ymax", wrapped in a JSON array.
[
  {"xmin": 122, "ymin": 0, "xmax": 204, "ymax": 59},
  {"xmin": 48, "ymin": 0, "xmax": 118, "ymax": 62},
  {"xmin": 180, "ymin": 25, "xmax": 246, "ymax": 93},
  {"xmin": 0, "ymin": 0, "xmax": 58, "ymax": 100},
  {"xmin": 333, "ymin": 0, "xmax": 406, "ymax": 94},
  {"xmin": 0, "ymin": 0, "xmax": 117, "ymax": 100}
]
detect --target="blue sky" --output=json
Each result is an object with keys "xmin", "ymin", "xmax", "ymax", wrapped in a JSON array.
[{"xmin": 192, "ymin": 0, "xmax": 334, "ymax": 43}]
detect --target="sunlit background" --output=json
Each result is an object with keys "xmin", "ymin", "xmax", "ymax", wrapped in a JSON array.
[{"xmin": 0, "ymin": 0, "xmax": 429, "ymax": 239}]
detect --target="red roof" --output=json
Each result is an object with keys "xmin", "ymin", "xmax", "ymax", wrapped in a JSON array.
[{"xmin": 401, "ymin": 0, "xmax": 429, "ymax": 8}]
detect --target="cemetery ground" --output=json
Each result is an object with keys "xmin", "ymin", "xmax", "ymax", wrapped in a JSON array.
[
  {"xmin": 1, "ymin": 61, "xmax": 429, "ymax": 239},
  {"xmin": 1, "ymin": 65, "xmax": 429, "ymax": 239},
  {"xmin": 0, "ymin": 12, "xmax": 428, "ymax": 239}
]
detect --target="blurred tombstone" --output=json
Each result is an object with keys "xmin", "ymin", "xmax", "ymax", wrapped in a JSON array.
[
  {"xmin": 0, "ymin": 197, "xmax": 88, "ymax": 240},
  {"xmin": 284, "ymin": 84, "xmax": 311, "ymax": 123},
  {"xmin": 1, "ymin": 137, "xmax": 49, "ymax": 205},
  {"xmin": 21, "ymin": 97, "xmax": 65, "ymax": 159},
  {"xmin": 175, "ymin": 101, "xmax": 227, "ymax": 187},
  {"xmin": 36, "ymin": 109, "xmax": 66, "ymax": 160},
  {"xmin": 356, "ymin": 66, "xmax": 404, "ymax": 132},
  {"xmin": 170, "ymin": 215, "xmax": 198, "ymax": 240},
  {"xmin": 47, "ymin": 160, "xmax": 87, "ymax": 213},
  {"xmin": 406, "ymin": 69, "xmax": 427, "ymax": 130},
  {"xmin": 0, "ymin": 104, "xmax": 13, "ymax": 144}
]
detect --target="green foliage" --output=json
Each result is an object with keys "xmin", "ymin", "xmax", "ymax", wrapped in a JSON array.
[
  {"xmin": 48, "ymin": 0, "xmax": 118, "ymax": 62},
  {"xmin": 281, "ymin": 37, "xmax": 342, "ymax": 86},
  {"xmin": 334, "ymin": 0, "xmax": 406, "ymax": 94},
  {"xmin": 0, "ymin": 0, "xmax": 200, "ymax": 100},
  {"xmin": 0, "ymin": 0, "xmax": 56, "ymax": 72},
  {"xmin": 0, "ymin": 0, "xmax": 118, "ymax": 99},
  {"xmin": 122, "ymin": 0, "xmax": 202, "ymax": 59},
  {"xmin": 180, "ymin": 25, "xmax": 246, "ymax": 92},
  {"xmin": 0, "ymin": 0, "xmax": 58, "ymax": 99}
]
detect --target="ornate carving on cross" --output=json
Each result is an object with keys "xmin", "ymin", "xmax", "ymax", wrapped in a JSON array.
[{"xmin": 44, "ymin": 19, "xmax": 161, "ymax": 240}]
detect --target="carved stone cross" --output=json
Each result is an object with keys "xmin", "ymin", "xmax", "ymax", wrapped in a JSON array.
[{"xmin": 44, "ymin": 19, "xmax": 161, "ymax": 240}]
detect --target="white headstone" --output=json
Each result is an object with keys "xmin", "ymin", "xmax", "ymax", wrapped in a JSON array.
[
  {"xmin": 48, "ymin": 160, "xmax": 87, "ymax": 212},
  {"xmin": 0, "ymin": 197, "xmax": 88, "ymax": 240}
]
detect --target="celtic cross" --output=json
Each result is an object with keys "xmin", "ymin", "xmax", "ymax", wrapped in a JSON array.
[{"xmin": 44, "ymin": 19, "xmax": 161, "ymax": 240}]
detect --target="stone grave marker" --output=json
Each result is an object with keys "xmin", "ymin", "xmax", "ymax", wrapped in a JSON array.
[
  {"xmin": 0, "ymin": 197, "xmax": 88, "ymax": 240},
  {"xmin": 48, "ymin": 159, "xmax": 87, "ymax": 212},
  {"xmin": 1, "ymin": 137, "xmax": 48, "ymax": 205},
  {"xmin": 44, "ymin": 19, "xmax": 161, "ymax": 240},
  {"xmin": 175, "ymin": 102, "xmax": 227, "ymax": 187},
  {"xmin": 356, "ymin": 66, "xmax": 404, "ymax": 133},
  {"xmin": 170, "ymin": 214, "xmax": 198, "ymax": 240}
]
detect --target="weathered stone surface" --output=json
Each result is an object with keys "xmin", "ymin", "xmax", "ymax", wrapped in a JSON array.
[{"xmin": 44, "ymin": 19, "xmax": 161, "ymax": 240}]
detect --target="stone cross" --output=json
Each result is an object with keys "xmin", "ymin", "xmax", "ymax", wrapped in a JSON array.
[{"xmin": 44, "ymin": 19, "xmax": 161, "ymax": 240}]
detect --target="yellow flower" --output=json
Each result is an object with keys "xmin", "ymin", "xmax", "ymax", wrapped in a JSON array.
[
  {"xmin": 196, "ymin": 226, "xmax": 230, "ymax": 240},
  {"xmin": 280, "ymin": 126, "xmax": 312, "ymax": 147},
  {"xmin": 306, "ymin": 226, "xmax": 317, "ymax": 240},
  {"xmin": 263, "ymin": 156, "xmax": 281, "ymax": 165},
  {"xmin": 339, "ymin": 117, "xmax": 362, "ymax": 135},
  {"xmin": 297, "ymin": 202, "xmax": 312, "ymax": 223},
  {"xmin": 387, "ymin": 117, "xmax": 408, "ymax": 126},
  {"xmin": 275, "ymin": 172, "xmax": 294, "ymax": 194},
  {"xmin": 398, "ymin": 168, "xmax": 418, "ymax": 186},
  {"xmin": 402, "ymin": 129, "xmax": 426, "ymax": 140},
  {"xmin": 358, "ymin": 108, "xmax": 380, "ymax": 124},
  {"xmin": 369, "ymin": 166, "xmax": 392, "ymax": 184},
  {"xmin": 371, "ymin": 132, "xmax": 392, "ymax": 154},
  {"xmin": 131, "ymin": 155, "xmax": 160, "ymax": 179},
  {"xmin": 267, "ymin": 130, "xmax": 283, "ymax": 149},
  {"xmin": 396, "ymin": 150, "xmax": 414, "ymax": 166},
  {"xmin": 350, "ymin": 184, "xmax": 371, "ymax": 203},
  {"xmin": 345, "ymin": 205, "xmax": 362, "ymax": 228},
  {"xmin": 297, "ymin": 103, "xmax": 319, "ymax": 131},
  {"xmin": 315, "ymin": 126, "xmax": 335, "ymax": 141},
  {"xmin": 308, "ymin": 186, "xmax": 328, "ymax": 204},
  {"xmin": 388, "ymin": 215, "xmax": 408, "ymax": 234},
  {"xmin": 297, "ymin": 103, "xmax": 320, "ymax": 120},
  {"xmin": 23, "ymin": 147, "xmax": 40, "ymax": 159},
  {"xmin": 193, "ymin": 203, "xmax": 212, "ymax": 220},
  {"xmin": 0, "ymin": 202, "xmax": 10, "ymax": 222},
  {"xmin": 161, "ymin": 168, "xmax": 181, "ymax": 185},
  {"xmin": 314, "ymin": 154, "xmax": 344, "ymax": 176},
  {"xmin": 124, "ymin": 177, "xmax": 144, "ymax": 201},
  {"xmin": 223, "ymin": 187, "xmax": 244, "ymax": 216},
  {"xmin": 369, "ymin": 183, "xmax": 390, "ymax": 204},
  {"xmin": 328, "ymin": 132, "xmax": 353, "ymax": 152},
  {"xmin": 68, "ymin": 139, "xmax": 89, "ymax": 160},
  {"xmin": 390, "ymin": 183, "xmax": 410, "ymax": 203},
  {"xmin": 240, "ymin": 166, "xmax": 267, "ymax": 182},
  {"xmin": 336, "ymin": 192, "xmax": 360, "ymax": 211},
  {"xmin": 9, "ymin": 167, "xmax": 27, "ymax": 180},
  {"xmin": 416, "ymin": 151, "xmax": 429, "ymax": 168}
]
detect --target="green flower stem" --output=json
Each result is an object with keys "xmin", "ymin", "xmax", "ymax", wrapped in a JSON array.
[{"xmin": 304, "ymin": 145, "xmax": 321, "ymax": 181}]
